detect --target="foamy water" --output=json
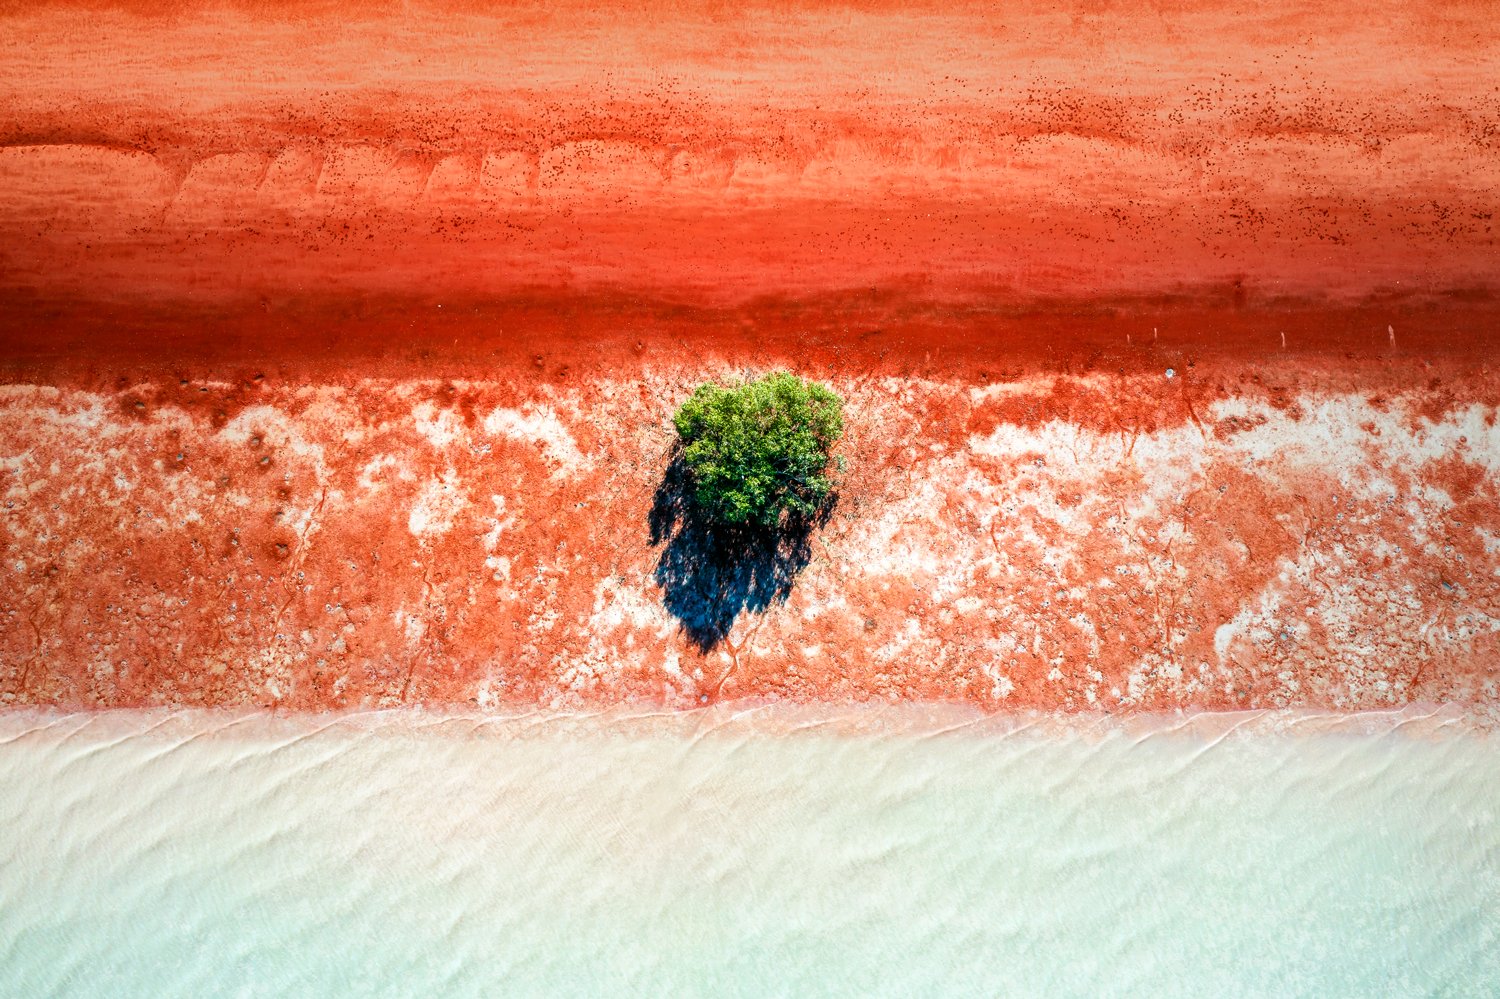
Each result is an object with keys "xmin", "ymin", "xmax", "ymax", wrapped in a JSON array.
[{"xmin": 1, "ymin": 707, "xmax": 1496, "ymax": 996}]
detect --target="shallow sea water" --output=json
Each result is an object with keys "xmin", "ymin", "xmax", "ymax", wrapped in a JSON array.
[{"xmin": 1, "ymin": 706, "xmax": 1496, "ymax": 997}]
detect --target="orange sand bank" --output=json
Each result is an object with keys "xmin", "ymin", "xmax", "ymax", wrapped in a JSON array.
[{"xmin": 3, "ymin": 299, "xmax": 1497, "ymax": 712}]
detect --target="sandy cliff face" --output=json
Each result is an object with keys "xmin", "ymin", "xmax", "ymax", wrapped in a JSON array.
[{"xmin": 1, "ymin": 1, "xmax": 1497, "ymax": 712}]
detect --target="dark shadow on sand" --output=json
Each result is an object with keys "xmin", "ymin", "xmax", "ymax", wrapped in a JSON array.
[{"xmin": 649, "ymin": 453, "xmax": 834, "ymax": 651}]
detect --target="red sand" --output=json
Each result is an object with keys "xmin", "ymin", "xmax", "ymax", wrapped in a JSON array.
[
  {"xmin": 1, "ymin": 0, "xmax": 1497, "ymax": 712},
  {"xmin": 2, "ymin": 0, "xmax": 1497, "ymax": 305}
]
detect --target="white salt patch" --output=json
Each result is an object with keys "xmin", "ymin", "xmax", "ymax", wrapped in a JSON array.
[
  {"xmin": 474, "ymin": 678, "xmax": 504, "ymax": 710},
  {"xmin": 482, "ymin": 404, "xmax": 590, "ymax": 477},
  {"xmin": 0, "ymin": 384, "xmax": 63, "ymax": 404},
  {"xmin": 588, "ymin": 576, "xmax": 669, "ymax": 634},
  {"xmin": 407, "ymin": 470, "xmax": 465, "ymax": 538},
  {"xmin": 872, "ymin": 617, "xmax": 924, "ymax": 664},
  {"xmin": 484, "ymin": 556, "xmax": 512, "ymax": 582},
  {"xmin": 218, "ymin": 406, "xmax": 325, "ymax": 465},
  {"xmin": 412, "ymin": 402, "xmax": 464, "ymax": 450},
  {"xmin": 393, "ymin": 608, "xmax": 425, "ymax": 644},
  {"xmin": 480, "ymin": 495, "xmax": 513, "ymax": 552},
  {"xmin": 967, "ymin": 377, "xmax": 1050, "ymax": 403},
  {"xmin": 1209, "ymin": 396, "xmax": 1260, "ymax": 420},
  {"xmin": 358, "ymin": 454, "xmax": 411, "ymax": 493},
  {"xmin": 1214, "ymin": 620, "xmax": 1243, "ymax": 663}
]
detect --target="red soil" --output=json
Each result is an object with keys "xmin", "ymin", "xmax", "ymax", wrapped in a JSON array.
[
  {"xmin": 1, "ymin": 0, "xmax": 1496, "ymax": 305},
  {"xmin": 1, "ymin": 0, "xmax": 1497, "ymax": 713},
  {"xmin": 4, "ymin": 297, "xmax": 1498, "ymax": 712}
]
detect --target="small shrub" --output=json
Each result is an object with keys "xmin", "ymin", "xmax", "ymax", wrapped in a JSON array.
[{"xmin": 672, "ymin": 371, "xmax": 844, "ymax": 529}]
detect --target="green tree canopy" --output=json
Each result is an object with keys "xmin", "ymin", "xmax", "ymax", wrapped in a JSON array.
[{"xmin": 672, "ymin": 371, "xmax": 844, "ymax": 529}]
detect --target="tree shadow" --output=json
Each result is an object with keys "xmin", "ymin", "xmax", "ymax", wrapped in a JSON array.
[{"xmin": 649, "ymin": 453, "xmax": 834, "ymax": 652}]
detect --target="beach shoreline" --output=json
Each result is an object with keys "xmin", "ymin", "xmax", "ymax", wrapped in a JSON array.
[
  {"xmin": 4, "ymin": 695, "xmax": 1497, "ymax": 995},
  {"xmin": 1, "ymin": 698, "xmax": 1493, "ymax": 743}
]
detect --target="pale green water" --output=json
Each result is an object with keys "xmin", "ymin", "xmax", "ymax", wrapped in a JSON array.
[{"xmin": 1, "ymin": 707, "xmax": 1496, "ymax": 997}]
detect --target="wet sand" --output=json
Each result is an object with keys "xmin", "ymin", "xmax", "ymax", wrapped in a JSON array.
[{"xmin": 2, "ymin": 704, "xmax": 1497, "ymax": 996}]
